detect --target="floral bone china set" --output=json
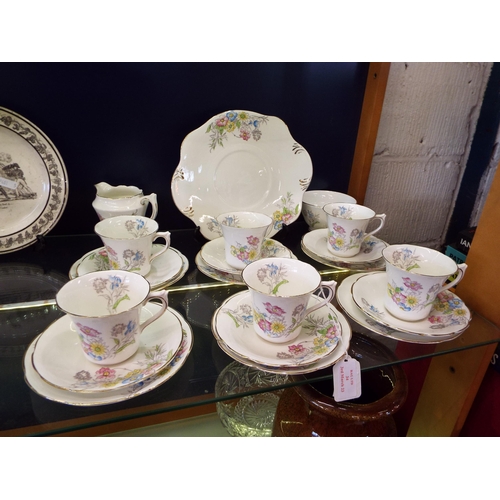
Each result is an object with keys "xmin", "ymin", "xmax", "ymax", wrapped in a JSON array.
[{"xmin": 12, "ymin": 108, "xmax": 472, "ymax": 407}]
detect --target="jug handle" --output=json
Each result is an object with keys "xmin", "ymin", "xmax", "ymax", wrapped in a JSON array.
[{"xmin": 141, "ymin": 193, "xmax": 158, "ymax": 220}]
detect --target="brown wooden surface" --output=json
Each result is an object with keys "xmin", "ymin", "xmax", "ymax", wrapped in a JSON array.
[
  {"xmin": 0, "ymin": 394, "xmax": 217, "ymax": 437},
  {"xmin": 407, "ymin": 161, "xmax": 500, "ymax": 436},
  {"xmin": 348, "ymin": 62, "xmax": 390, "ymax": 204}
]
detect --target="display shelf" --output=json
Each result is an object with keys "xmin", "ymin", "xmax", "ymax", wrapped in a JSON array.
[{"xmin": 1, "ymin": 224, "xmax": 499, "ymax": 437}]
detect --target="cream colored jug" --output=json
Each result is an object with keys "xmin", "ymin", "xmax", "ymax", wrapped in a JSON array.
[{"xmin": 92, "ymin": 182, "xmax": 158, "ymax": 220}]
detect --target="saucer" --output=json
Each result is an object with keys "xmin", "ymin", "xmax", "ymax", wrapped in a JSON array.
[
  {"xmin": 201, "ymin": 237, "xmax": 293, "ymax": 275},
  {"xmin": 336, "ymin": 273, "xmax": 462, "ymax": 344},
  {"xmin": 302, "ymin": 229, "xmax": 387, "ymax": 269},
  {"xmin": 351, "ymin": 272, "xmax": 471, "ymax": 336},
  {"xmin": 23, "ymin": 306, "xmax": 194, "ymax": 406},
  {"xmin": 195, "ymin": 252, "xmax": 242, "ymax": 284},
  {"xmin": 69, "ymin": 245, "xmax": 189, "ymax": 290},
  {"xmin": 196, "ymin": 238, "xmax": 296, "ymax": 284},
  {"xmin": 212, "ymin": 290, "xmax": 349, "ymax": 370},
  {"xmin": 32, "ymin": 305, "xmax": 184, "ymax": 393}
]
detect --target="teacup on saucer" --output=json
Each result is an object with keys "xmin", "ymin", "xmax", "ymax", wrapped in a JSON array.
[{"xmin": 350, "ymin": 271, "xmax": 471, "ymax": 336}]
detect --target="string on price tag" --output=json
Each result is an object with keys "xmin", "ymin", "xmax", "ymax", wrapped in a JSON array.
[{"xmin": 332, "ymin": 354, "xmax": 362, "ymax": 402}]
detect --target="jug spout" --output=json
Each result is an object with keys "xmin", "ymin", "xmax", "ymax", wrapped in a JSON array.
[
  {"xmin": 95, "ymin": 182, "xmax": 143, "ymax": 198},
  {"xmin": 95, "ymin": 182, "xmax": 114, "ymax": 196}
]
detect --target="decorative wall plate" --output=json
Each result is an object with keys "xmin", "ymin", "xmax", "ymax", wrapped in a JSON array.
[
  {"xmin": 0, "ymin": 107, "xmax": 68, "ymax": 253},
  {"xmin": 171, "ymin": 110, "xmax": 312, "ymax": 240}
]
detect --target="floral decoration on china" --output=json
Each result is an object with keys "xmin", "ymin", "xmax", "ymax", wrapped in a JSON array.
[
  {"xmin": 71, "ymin": 343, "xmax": 173, "ymax": 390},
  {"xmin": 272, "ymin": 191, "xmax": 299, "ymax": 231},
  {"xmin": 328, "ymin": 224, "xmax": 363, "ymax": 254},
  {"xmin": 206, "ymin": 111, "xmax": 269, "ymax": 151}
]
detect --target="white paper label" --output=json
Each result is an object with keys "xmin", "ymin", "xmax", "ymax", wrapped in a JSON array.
[
  {"xmin": 0, "ymin": 176, "xmax": 18, "ymax": 190},
  {"xmin": 333, "ymin": 354, "xmax": 362, "ymax": 402}
]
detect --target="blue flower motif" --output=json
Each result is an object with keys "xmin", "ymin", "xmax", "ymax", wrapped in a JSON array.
[
  {"xmin": 125, "ymin": 320, "xmax": 136, "ymax": 335},
  {"xmin": 109, "ymin": 275, "xmax": 122, "ymax": 289},
  {"xmin": 266, "ymin": 263, "xmax": 279, "ymax": 276},
  {"xmin": 226, "ymin": 111, "xmax": 238, "ymax": 122},
  {"xmin": 136, "ymin": 219, "xmax": 145, "ymax": 229}
]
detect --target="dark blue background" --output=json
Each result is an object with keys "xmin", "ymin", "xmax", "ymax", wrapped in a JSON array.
[{"xmin": 1, "ymin": 62, "xmax": 368, "ymax": 236}]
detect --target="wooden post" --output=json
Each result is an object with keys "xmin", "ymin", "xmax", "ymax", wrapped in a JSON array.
[
  {"xmin": 407, "ymin": 161, "xmax": 500, "ymax": 436},
  {"xmin": 348, "ymin": 62, "xmax": 390, "ymax": 204}
]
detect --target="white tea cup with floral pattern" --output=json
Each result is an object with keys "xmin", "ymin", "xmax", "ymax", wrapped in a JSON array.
[
  {"xmin": 323, "ymin": 202, "xmax": 386, "ymax": 258},
  {"xmin": 382, "ymin": 244, "xmax": 468, "ymax": 321},
  {"xmin": 95, "ymin": 215, "xmax": 170, "ymax": 276},
  {"xmin": 242, "ymin": 257, "xmax": 337, "ymax": 343},
  {"xmin": 302, "ymin": 190, "xmax": 357, "ymax": 230},
  {"xmin": 56, "ymin": 270, "xmax": 168, "ymax": 364},
  {"xmin": 216, "ymin": 211, "xmax": 273, "ymax": 270}
]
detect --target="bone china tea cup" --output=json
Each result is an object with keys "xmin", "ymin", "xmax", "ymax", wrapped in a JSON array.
[
  {"xmin": 216, "ymin": 211, "xmax": 273, "ymax": 270},
  {"xmin": 92, "ymin": 182, "xmax": 158, "ymax": 220},
  {"xmin": 95, "ymin": 215, "xmax": 170, "ymax": 276},
  {"xmin": 382, "ymin": 244, "xmax": 468, "ymax": 321},
  {"xmin": 302, "ymin": 190, "xmax": 357, "ymax": 230},
  {"xmin": 323, "ymin": 202, "xmax": 386, "ymax": 258},
  {"xmin": 55, "ymin": 270, "xmax": 168, "ymax": 365},
  {"xmin": 242, "ymin": 257, "xmax": 337, "ymax": 344}
]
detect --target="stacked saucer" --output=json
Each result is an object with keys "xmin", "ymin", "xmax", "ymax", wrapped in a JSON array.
[
  {"xmin": 211, "ymin": 290, "xmax": 352, "ymax": 374},
  {"xmin": 301, "ymin": 229, "xmax": 387, "ymax": 271},
  {"xmin": 23, "ymin": 303, "xmax": 194, "ymax": 406},
  {"xmin": 336, "ymin": 272, "xmax": 471, "ymax": 344},
  {"xmin": 196, "ymin": 237, "xmax": 296, "ymax": 284},
  {"xmin": 69, "ymin": 244, "xmax": 189, "ymax": 290}
]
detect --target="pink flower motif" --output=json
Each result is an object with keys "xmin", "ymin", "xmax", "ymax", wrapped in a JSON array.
[
  {"xmin": 402, "ymin": 277, "xmax": 423, "ymax": 291},
  {"xmin": 77, "ymin": 323, "xmax": 101, "ymax": 337},
  {"xmin": 326, "ymin": 326, "xmax": 337, "ymax": 338},
  {"xmin": 247, "ymin": 235, "xmax": 260, "ymax": 246},
  {"xmin": 264, "ymin": 302, "xmax": 286, "ymax": 316},
  {"xmin": 105, "ymin": 245, "xmax": 118, "ymax": 258},
  {"xmin": 240, "ymin": 130, "xmax": 251, "ymax": 141},
  {"xmin": 216, "ymin": 117, "xmax": 228, "ymax": 127},
  {"xmin": 95, "ymin": 367, "xmax": 116, "ymax": 380},
  {"xmin": 428, "ymin": 315, "xmax": 443, "ymax": 324},
  {"xmin": 332, "ymin": 223, "xmax": 345, "ymax": 234},
  {"xmin": 258, "ymin": 318, "xmax": 272, "ymax": 332},
  {"xmin": 288, "ymin": 344, "xmax": 306, "ymax": 354}
]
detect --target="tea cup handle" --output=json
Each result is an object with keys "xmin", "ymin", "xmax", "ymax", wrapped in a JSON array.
[
  {"xmin": 305, "ymin": 280, "xmax": 337, "ymax": 315},
  {"xmin": 140, "ymin": 290, "xmax": 169, "ymax": 331},
  {"xmin": 150, "ymin": 231, "xmax": 171, "ymax": 262},
  {"xmin": 440, "ymin": 263, "xmax": 468, "ymax": 292},
  {"xmin": 364, "ymin": 213, "xmax": 386, "ymax": 240},
  {"xmin": 141, "ymin": 193, "xmax": 158, "ymax": 220}
]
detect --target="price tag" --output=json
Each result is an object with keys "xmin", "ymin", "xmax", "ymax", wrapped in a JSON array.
[{"xmin": 332, "ymin": 354, "xmax": 362, "ymax": 402}]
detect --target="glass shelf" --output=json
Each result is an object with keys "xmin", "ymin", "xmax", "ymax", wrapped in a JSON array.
[{"xmin": 1, "ymin": 221, "xmax": 499, "ymax": 436}]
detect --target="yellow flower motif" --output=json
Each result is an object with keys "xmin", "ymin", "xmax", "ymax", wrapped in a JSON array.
[
  {"xmin": 433, "ymin": 302, "xmax": 448, "ymax": 312},
  {"xmin": 405, "ymin": 295, "xmax": 419, "ymax": 307},
  {"xmin": 335, "ymin": 237, "xmax": 345, "ymax": 247},
  {"xmin": 111, "ymin": 260, "xmax": 120, "ymax": 269},
  {"xmin": 273, "ymin": 210, "xmax": 283, "ymax": 222},
  {"xmin": 226, "ymin": 122, "xmax": 236, "ymax": 133},
  {"xmin": 248, "ymin": 249, "xmax": 258, "ymax": 260},
  {"xmin": 239, "ymin": 112, "xmax": 248, "ymax": 120},
  {"xmin": 263, "ymin": 240, "xmax": 273, "ymax": 248},
  {"xmin": 453, "ymin": 308, "xmax": 467, "ymax": 317},
  {"xmin": 89, "ymin": 342, "xmax": 107, "ymax": 356},
  {"xmin": 271, "ymin": 321, "xmax": 286, "ymax": 333}
]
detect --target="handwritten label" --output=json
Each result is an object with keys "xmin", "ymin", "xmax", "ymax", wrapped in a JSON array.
[
  {"xmin": 333, "ymin": 354, "xmax": 362, "ymax": 402},
  {"xmin": 0, "ymin": 177, "xmax": 18, "ymax": 190}
]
